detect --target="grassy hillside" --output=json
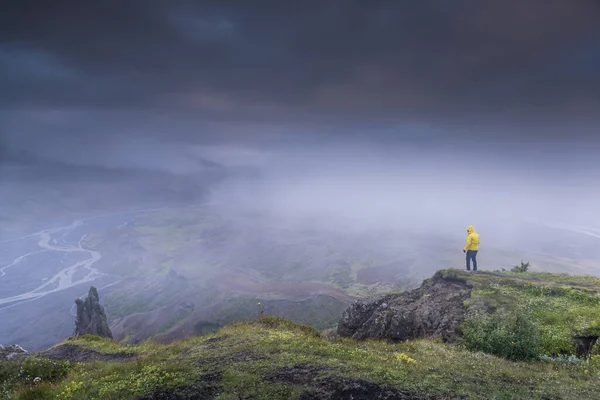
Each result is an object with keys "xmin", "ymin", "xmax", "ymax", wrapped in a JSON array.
[
  {"xmin": 3, "ymin": 269, "xmax": 600, "ymax": 399},
  {"xmin": 2, "ymin": 316, "xmax": 599, "ymax": 400},
  {"xmin": 449, "ymin": 269, "xmax": 600, "ymax": 356}
]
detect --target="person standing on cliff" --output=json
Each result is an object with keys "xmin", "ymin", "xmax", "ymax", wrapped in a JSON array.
[{"xmin": 463, "ymin": 225, "xmax": 480, "ymax": 272}]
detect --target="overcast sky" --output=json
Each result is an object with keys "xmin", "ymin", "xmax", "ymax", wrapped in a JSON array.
[{"xmin": 1, "ymin": 0, "xmax": 599, "ymax": 169}]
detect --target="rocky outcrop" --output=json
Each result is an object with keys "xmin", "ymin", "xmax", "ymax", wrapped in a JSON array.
[
  {"xmin": 573, "ymin": 335, "xmax": 599, "ymax": 359},
  {"xmin": 74, "ymin": 286, "xmax": 113, "ymax": 339},
  {"xmin": 0, "ymin": 344, "xmax": 27, "ymax": 360},
  {"xmin": 337, "ymin": 271, "xmax": 472, "ymax": 343}
]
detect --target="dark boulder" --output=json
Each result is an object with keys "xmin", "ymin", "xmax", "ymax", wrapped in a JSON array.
[
  {"xmin": 74, "ymin": 286, "xmax": 113, "ymax": 339},
  {"xmin": 573, "ymin": 335, "xmax": 599, "ymax": 359},
  {"xmin": 337, "ymin": 271, "xmax": 472, "ymax": 343}
]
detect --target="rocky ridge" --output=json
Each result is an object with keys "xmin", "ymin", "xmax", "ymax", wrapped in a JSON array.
[{"xmin": 337, "ymin": 271, "xmax": 471, "ymax": 342}]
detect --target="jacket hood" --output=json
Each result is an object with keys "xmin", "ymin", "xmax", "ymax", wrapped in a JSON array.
[{"xmin": 467, "ymin": 225, "xmax": 476, "ymax": 234}]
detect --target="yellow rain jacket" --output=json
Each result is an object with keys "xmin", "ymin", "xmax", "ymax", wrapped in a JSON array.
[{"xmin": 464, "ymin": 225, "xmax": 480, "ymax": 251}]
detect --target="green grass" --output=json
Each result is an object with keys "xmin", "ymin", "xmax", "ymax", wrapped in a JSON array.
[
  {"xmin": 2, "ymin": 315, "xmax": 600, "ymax": 399},
  {"xmin": 436, "ymin": 269, "xmax": 600, "ymax": 356}
]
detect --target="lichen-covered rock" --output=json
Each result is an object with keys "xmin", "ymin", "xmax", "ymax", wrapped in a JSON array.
[
  {"xmin": 336, "ymin": 299, "xmax": 384, "ymax": 337},
  {"xmin": 0, "ymin": 344, "xmax": 27, "ymax": 360},
  {"xmin": 337, "ymin": 271, "xmax": 472, "ymax": 343},
  {"xmin": 74, "ymin": 286, "xmax": 113, "ymax": 339}
]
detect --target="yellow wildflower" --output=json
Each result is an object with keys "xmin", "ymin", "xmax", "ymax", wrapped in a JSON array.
[{"xmin": 394, "ymin": 352, "xmax": 417, "ymax": 364}]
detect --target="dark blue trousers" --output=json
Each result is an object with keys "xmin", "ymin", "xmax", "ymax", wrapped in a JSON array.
[{"xmin": 466, "ymin": 250, "xmax": 478, "ymax": 271}]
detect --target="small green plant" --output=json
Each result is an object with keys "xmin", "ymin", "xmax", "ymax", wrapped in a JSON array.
[
  {"xmin": 511, "ymin": 261, "xmax": 530, "ymax": 273},
  {"xmin": 460, "ymin": 309, "xmax": 540, "ymax": 361}
]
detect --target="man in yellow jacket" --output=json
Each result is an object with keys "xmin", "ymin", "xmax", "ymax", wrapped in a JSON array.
[{"xmin": 463, "ymin": 225, "xmax": 480, "ymax": 272}]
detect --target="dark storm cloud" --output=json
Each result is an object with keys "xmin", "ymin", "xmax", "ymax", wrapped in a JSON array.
[{"xmin": 2, "ymin": 0, "xmax": 600, "ymax": 125}]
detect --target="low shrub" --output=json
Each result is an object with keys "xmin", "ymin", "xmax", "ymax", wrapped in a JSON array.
[
  {"xmin": 0, "ymin": 358, "xmax": 71, "ymax": 399},
  {"xmin": 511, "ymin": 261, "xmax": 530, "ymax": 273},
  {"xmin": 460, "ymin": 309, "xmax": 540, "ymax": 361}
]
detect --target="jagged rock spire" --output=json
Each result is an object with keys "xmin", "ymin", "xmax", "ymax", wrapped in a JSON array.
[{"xmin": 74, "ymin": 286, "xmax": 113, "ymax": 339}]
